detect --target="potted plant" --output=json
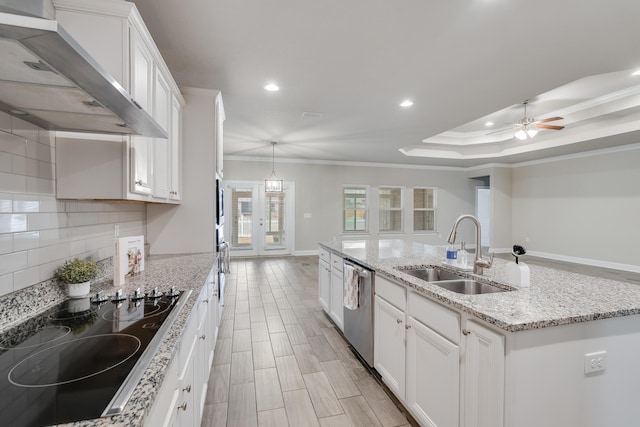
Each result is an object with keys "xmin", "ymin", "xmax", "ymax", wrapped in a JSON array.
[{"xmin": 54, "ymin": 258, "xmax": 98, "ymax": 298}]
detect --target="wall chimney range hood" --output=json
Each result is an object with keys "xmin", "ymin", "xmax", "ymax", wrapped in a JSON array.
[{"xmin": 0, "ymin": 11, "xmax": 167, "ymax": 138}]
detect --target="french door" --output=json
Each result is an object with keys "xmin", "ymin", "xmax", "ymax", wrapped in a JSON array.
[{"xmin": 224, "ymin": 181, "xmax": 295, "ymax": 256}]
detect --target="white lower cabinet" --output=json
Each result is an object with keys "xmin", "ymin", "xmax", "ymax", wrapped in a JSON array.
[
  {"xmin": 462, "ymin": 320, "xmax": 504, "ymax": 427},
  {"xmin": 330, "ymin": 267, "xmax": 344, "ymax": 330},
  {"xmin": 373, "ymin": 274, "xmax": 504, "ymax": 427},
  {"xmin": 318, "ymin": 259, "xmax": 330, "ymax": 311},
  {"xmin": 374, "ymin": 295, "xmax": 406, "ymax": 400},
  {"xmin": 146, "ymin": 266, "xmax": 219, "ymax": 427},
  {"xmin": 406, "ymin": 316, "xmax": 459, "ymax": 427},
  {"xmin": 329, "ymin": 252, "xmax": 344, "ymax": 330}
]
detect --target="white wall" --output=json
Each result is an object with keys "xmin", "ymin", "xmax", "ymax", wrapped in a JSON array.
[
  {"xmin": 147, "ymin": 88, "xmax": 219, "ymax": 254},
  {"xmin": 0, "ymin": 112, "xmax": 146, "ymax": 297},
  {"xmin": 511, "ymin": 146, "xmax": 640, "ymax": 268},
  {"xmin": 224, "ymin": 159, "xmax": 478, "ymax": 253}
]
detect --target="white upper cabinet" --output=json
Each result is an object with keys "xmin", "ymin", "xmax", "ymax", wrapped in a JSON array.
[{"xmin": 52, "ymin": 0, "xmax": 184, "ymax": 203}]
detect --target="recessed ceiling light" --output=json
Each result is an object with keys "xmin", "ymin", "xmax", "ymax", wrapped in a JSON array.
[
  {"xmin": 632, "ymin": 69, "xmax": 640, "ymax": 76},
  {"xmin": 264, "ymin": 83, "xmax": 280, "ymax": 92},
  {"xmin": 400, "ymin": 100, "xmax": 413, "ymax": 108},
  {"xmin": 485, "ymin": 121, "xmax": 494, "ymax": 127}
]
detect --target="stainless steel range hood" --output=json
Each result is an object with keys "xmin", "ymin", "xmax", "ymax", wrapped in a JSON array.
[{"xmin": 0, "ymin": 11, "xmax": 167, "ymax": 138}]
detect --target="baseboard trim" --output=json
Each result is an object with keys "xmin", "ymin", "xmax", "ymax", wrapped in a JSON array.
[
  {"xmin": 294, "ymin": 250, "xmax": 318, "ymax": 256},
  {"xmin": 527, "ymin": 250, "xmax": 640, "ymax": 274}
]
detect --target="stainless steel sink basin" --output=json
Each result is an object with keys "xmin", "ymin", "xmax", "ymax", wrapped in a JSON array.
[
  {"xmin": 396, "ymin": 267, "xmax": 463, "ymax": 282},
  {"xmin": 396, "ymin": 266, "xmax": 511, "ymax": 294},
  {"xmin": 432, "ymin": 280, "xmax": 507, "ymax": 295}
]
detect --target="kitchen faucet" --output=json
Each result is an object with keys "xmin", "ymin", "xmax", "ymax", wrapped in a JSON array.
[{"xmin": 447, "ymin": 214, "xmax": 494, "ymax": 275}]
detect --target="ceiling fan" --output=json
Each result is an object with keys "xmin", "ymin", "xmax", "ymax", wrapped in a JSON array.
[{"xmin": 512, "ymin": 99, "xmax": 564, "ymax": 140}]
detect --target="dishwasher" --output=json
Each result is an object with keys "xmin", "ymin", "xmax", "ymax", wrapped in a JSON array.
[{"xmin": 343, "ymin": 260, "xmax": 375, "ymax": 367}]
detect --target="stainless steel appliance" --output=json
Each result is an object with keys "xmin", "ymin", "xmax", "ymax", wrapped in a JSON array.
[
  {"xmin": 0, "ymin": 2, "xmax": 167, "ymax": 137},
  {"xmin": 215, "ymin": 178, "xmax": 228, "ymax": 321},
  {"xmin": 0, "ymin": 289, "xmax": 189, "ymax": 426},
  {"xmin": 343, "ymin": 260, "xmax": 375, "ymax": 367}
]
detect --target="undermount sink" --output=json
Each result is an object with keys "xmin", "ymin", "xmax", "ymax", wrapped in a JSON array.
[
  {"xmin": 431, "ymin": 279, "xmax": 507, "ymax": 295},
  {"xmin": 396, "ymin": 266, "xmax": 463, "ymax": 282},
  {"xmin": 396, "ymin": 266, "xmax": 510, "ymax": 295}
]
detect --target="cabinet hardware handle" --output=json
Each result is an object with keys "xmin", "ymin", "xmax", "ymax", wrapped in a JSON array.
[
  {"xmin": 177, "ymin": 402, "xmax": 188, "ymax": 411},
  {"xmin": 405, "ymin": 324, "xmax": 412, "ymax": 330},
  {"xmin": 182, "ymin": 385, "xmax": 191, "ymax": 393},
  {"xmin": 203, "ymin": 299, "xmax": 209, "ymax": 303},
  {"xmin": 462, "ymin": 329, "xmax": 471, "ymax": 336},
  {"xmin": 134, "ymin": 180, "xmax": 143, "ymax": 185},
  {"xmin": 200, "ymin": 335, "xmax": 206, "ymax": 340},
  {"xmin": 396, "ymin": 318, "xmax": 402, "ymax": 324}
]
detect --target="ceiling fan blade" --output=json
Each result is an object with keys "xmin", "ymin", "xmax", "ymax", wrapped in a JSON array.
[
  {"xmin": 536, "ymin": 124, "xmax": 564, "ymax": 130},
  {"xmin": 538, "ymin": 116, "xmax": 563, "ymax": 123}
]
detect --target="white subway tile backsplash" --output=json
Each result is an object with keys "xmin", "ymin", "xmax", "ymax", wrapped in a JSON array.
[
  {"xmin": 69, "ymin": 239, "xmax": 86, "ymax": 256},
  {"xmin": 13, "ymin": 195, "xmax": 40, "ymax": 212},
  {"xmin": 0, "ymin": 122, "xmax": 147, "ymax": 298},
  {"xmin": 0, "ymin": 171, "xmax": 27, "ymax": 193},
  {"xmin": 0, "ymin": 194, "xmax": 11, "ymax": 213},
  {"xmin": 0, "ymin": 235, "xmax": 12, "ymax": 255},
  {"xmin": 0, "ymin": 112, "xmax": 10, "ymax": 133},
  {"xmin": 0, "ymin": 273, "xmax": 11, "ymax": 294},
  {"xmin": 12, "ymin": 118, "xmax": 39, "ymax": 142},
  {"xmin": 0, "ymin": 152, "xmax": 10, "ymax": 173},
  {"xmin": 13, "ymin": 266, "xmax": 40, "ymax": 291},
  {"xmin": 13, "ymin": 231, "xmax": 39, "ymax": 251},
  {"xmin": 0, "ymin": 213, "xmax": 27, "ymax": 233},
  {"xmin": 26, "ymin": 176, "xmax": 54, "ymax": 195},
  {"xmin": 0, "ymin": 251, "xmax": 27, "ymax": 275},
  {"xmin": 0, "ymin": 131, "xmax": 26, "ymax": 156}
]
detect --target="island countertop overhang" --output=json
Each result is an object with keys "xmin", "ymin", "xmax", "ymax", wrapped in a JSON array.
[{"xmin": 319, "ymin": 239, "xmax": 640, "ymax": 332}]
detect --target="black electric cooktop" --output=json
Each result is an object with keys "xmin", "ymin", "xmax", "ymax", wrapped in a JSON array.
[{"xmin": 0, "ymin": 290, "xmax": 186, "ymax": 427}]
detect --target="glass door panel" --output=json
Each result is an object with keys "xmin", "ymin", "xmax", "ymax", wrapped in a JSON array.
[{"xmin": 230, "ymin": 187, "xmax": 254, "ymax": 250}]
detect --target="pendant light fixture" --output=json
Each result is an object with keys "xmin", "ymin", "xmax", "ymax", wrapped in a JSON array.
[{"xmin": 265, "ymin": 141, "xmax": 283, "ymax": 192}]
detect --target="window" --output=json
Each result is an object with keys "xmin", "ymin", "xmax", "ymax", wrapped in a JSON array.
[
  {"xmin": 413, "ymin": 187, "xmax": 436, "ymax": 232},
  {"xmin": 343, "ymin": 186, "xmax": 368, "ymax": 232},
  {"xmin": 379, "ymin": 187, "xmax": 403, "ymax": 232}
]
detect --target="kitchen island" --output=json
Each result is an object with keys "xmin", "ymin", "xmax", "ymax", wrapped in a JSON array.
[
  {"xmin": 320, "ymin": 239, "xmax": 640, "ymax": 427},
  {"xmin": 0, "ymin": 252, "xmax": 218, "ymax": 427}
]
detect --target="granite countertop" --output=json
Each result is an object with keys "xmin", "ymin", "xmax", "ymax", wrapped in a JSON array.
[
  {"xmin": 0, "ymin": 252, "xmax": 217, "ymax": 427},
  {"xmin": 319, "ymin": 239, "xmax": 640, "ymax": 332}
]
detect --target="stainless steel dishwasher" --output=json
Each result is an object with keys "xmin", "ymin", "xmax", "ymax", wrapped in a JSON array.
[{"xmin": 343, "ymin": 260, "xmax": 375, "ymax": 367}]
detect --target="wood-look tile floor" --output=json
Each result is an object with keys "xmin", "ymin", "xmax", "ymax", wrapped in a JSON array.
[{"xmin": 201, "ymin": 256, "xmax": 411, "ymax": 427}]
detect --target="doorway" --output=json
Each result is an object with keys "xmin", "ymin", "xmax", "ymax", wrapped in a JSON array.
[
  {"xmin": 475, "ymin": 186, "xmax": 491, "ymax": 248},
  {"xmin": 224, "ymin": 181, "xmax": 295, "ymax": 256}
]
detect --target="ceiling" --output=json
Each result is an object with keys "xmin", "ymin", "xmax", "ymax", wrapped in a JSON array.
[{"xmin": 131, "ymin": 0, "xmax": 640, "ymax": 168}]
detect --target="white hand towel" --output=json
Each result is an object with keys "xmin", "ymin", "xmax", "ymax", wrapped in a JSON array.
[{"xmin": 343, "ymin": 264, "xmax": 360, "ymax": 310}]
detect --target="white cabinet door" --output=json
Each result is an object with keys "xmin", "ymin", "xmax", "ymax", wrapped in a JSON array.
[
  {"xmin": 176, "ymin": 334, "xmax": 197, "ymax": 427},
  {"xmin": 130, "ymin": 135, "xmax": 153, "ymax": 195},
  {"xmin": 406, "ymin": 317, "xmax": 460, "ymax": 427},
  {"xmin": 374, "ymin": 295, "xmax": 406, "ymax": 400},
  {"xmin": 319, "ymin": 259, "xmax": 330, "ymax": 312},
  {"xmin": 214, "ymin": 93, "xmax": 224, "ymax": 178},
  {"xmin": 131, "ymin": 27, "xmax": 153, "ymax": 112},
  {"xmin": 153, "ymin": 70, "xmax": 171, "ymax": 199},
  {"xmin": 462, "ymin": 321, "xmax": 505, "ymax": 427},
  {"xmin": 170, "ymin": 96, "xmax": 182, "ymax": 200},
  {"xmin": 330, "ymin": 268, "xmax": 344, "ymax": 331}
]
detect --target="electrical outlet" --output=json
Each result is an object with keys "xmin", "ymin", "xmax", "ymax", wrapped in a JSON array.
[{"xmin": 584, "ymin": 351, "xmax": 607, "ymax": 374}]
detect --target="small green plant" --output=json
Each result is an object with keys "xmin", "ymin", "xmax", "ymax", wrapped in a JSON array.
[{"xmin": 54, "ymin": 259, "xmax": 98, "ymax": 284}]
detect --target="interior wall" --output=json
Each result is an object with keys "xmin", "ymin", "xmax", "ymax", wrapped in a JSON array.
[
  {"xmin": 491, "ymin": 167, "xmax": 512, "ymax": 251},
  {"xmin": 511, "ymin": 147, "xmax": 640, "ymax": 267},
  {"xmin": 224, "ymin": 159, "xmax": 478, "ymax": 253},
  {"xmin": 0, "ymin": 112, "xmax": 146, "ymax": 297}
]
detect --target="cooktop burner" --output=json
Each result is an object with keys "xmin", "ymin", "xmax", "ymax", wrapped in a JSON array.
[{"xmin": 0, "ymin": 290, "xmax": 186, "ymax": 427}]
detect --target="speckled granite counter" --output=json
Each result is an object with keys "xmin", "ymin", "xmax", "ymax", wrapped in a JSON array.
[
  {"xmin": 319, "ymin": 239, "xmax": 640, "ymax": 332},
  {"xmin": 0, "ymin": 252, "xmax": 217, "ymax": 427}
]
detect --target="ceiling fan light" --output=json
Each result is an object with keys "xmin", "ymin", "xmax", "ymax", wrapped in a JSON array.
[
  {"xmin": 526, "ymin": 128, "xmax": 538, "ymax": 138},
  {"xmin": 514, "ymin": 129, "xmax": 527, "ymax": 140}
]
